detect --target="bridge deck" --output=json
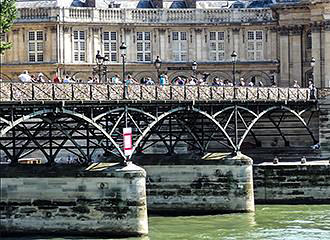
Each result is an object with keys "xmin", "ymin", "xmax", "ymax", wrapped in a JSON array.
[{"xmin": 0, "ymin": 83, "xmax": 313, "ymax": 102}]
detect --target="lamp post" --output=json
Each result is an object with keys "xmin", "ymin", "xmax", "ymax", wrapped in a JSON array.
[
  {"xmin": 120, "ymin": 42, "xmax": 127, "ymax": 98},
  {"xmin": 95, "ymin": 50, "xmax": 109, "ymax": 83},
  {"xmin": 192, "ymin": 60, "xmax": 198, "ymax": 78},
  {"xmin": 310, "ymin": 57, "xmax": 316, "ymax": 83},
  {"xmin": 231, "ymin": 51, "xmax": 238, "ymax": 86},
  {"xmin": 154, "ymin": 56, "xmax": 162, "ymax": 80}
]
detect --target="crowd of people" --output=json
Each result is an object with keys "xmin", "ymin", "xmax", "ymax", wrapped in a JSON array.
[{"xmin": 14, "ymin": 70, "xmax": 317, "ymax": 93}]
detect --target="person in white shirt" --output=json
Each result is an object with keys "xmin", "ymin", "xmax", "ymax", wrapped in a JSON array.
[
  {"xmin": 18, "ymin": 70, "xmax": 32, "ymax": 83},
  {"xmin": 293, "ymin": 80, "xmax": 300, "ymax": 88}
]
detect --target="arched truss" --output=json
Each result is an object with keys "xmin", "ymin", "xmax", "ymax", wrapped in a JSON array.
[
  {"xmin": 0, "ymin": 104, "xmax": 318, "ymax": 163},
  {"xmin": 242, "ymin": 71, "xmax": 272, "ymax": 86},
  {"xmin": 132, "ymin": 71, "xmax": 158, "ymax": 83},
  {"xmin": 208, "ymin": 71, "xmax": 232, "ymax": 82},
  {"xmin": 168, "ymin": 71, "xmax": 189, "ymax": 82}
]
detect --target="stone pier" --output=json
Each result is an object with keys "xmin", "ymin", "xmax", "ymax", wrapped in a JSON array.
[
  {"xmin": 139, "ymin": 152, "xmax": 254, "ymax": 214},
  {"xmin": 0, "ymin": 162, "xmax": 148, "ymax": 237},
  {"xmin": 319, "ymin": 89, "xmax": 330, "ymax": 159}
]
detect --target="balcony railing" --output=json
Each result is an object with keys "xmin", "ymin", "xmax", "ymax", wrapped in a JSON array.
[
  {"xmin": 0, "ymin": 83, "xmax": 312, "ymax": 102},
  {"xmin": 15, "ymin": 7, "xmax": 275, "ymax": 24}
]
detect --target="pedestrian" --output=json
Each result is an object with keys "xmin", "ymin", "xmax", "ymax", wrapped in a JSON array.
[
  {"xmin": 53, "ymin": 74, "xmax": 60, "ymax": 83},
  {"xmin": 293, "ymin": 80, "xmax": 300, "ymax": 88},
  {"xmin": 63, "ymin": 75, "xmax": 71, "ymax": 83},
  {"xmin": 146, "ymin": 77, "xmax": 155, "ymax": 85},
  {"xmin": 18, "ymin": 70, "xmax": 32, "ymax": 83},
  {"xmin": 159, "ymin": 74, "xmax": 166, "ymax": 86},
  {"xmin": 37, "ymin": 73, "xmax": 46, "ymax": 83},
  {"xmin": 248, "ymin": 81, "xmax": 254, "ymax": 87},
  {"xmin": 112, "ymin": 74, "xmax": 120, "ymax": 84},
  {"xmin": 308, "ymin": 80, "xmax": 317, "ymax": 99},
  {"xmin": 239, "ymin": 78, "xmax": 245, "ymax": 87},
  {"xmin": 258, "ymin": 81, "xmax": 264, "ymax": 87}
]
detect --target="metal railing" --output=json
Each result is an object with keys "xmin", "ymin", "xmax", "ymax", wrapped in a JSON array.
[{"xmin": 0, "ymin": 83, "xmax": 313, "ymax": 102}]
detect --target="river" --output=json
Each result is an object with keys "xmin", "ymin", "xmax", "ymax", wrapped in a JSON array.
[{"xmin": 3, "ymin": 205, "xmax": 330, "ymax": 240}]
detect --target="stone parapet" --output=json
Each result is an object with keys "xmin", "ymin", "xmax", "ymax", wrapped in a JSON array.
[
  {"xmin": 14, "ymin": 7, "xmax": 275, "ymax": 24},
  {"xmin": 0, "ymin": 163, "xmax": 148, "ymax": 237}
]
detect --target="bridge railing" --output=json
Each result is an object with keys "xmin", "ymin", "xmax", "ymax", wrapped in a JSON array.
[{"xmin": 0, "ymin": 83, "xmax": 312, "ymax": 102}]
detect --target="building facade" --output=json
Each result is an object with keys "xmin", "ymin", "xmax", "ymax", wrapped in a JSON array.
[{"xmin": 0, "ymin": 0, "xmax": 329, "ymax": 87}]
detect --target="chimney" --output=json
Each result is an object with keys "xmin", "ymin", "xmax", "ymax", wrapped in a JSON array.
[
  {"xmin": 185, "ymin": 0, "xmax": 196, "ymax": 8},
  {"xmin": 85, "ymin": 0, "xmax": 96, "ymax": 7},
  {"xmin": 151, "ymin": 0, "xmax": 163, "ymax": 8}
]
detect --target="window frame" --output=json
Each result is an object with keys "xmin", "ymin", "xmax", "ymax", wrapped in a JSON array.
[
  {"xmin": 28, "ymin": 30, "xmax": 44, "ymax": 63},
  {"xmin": 171, "ymin": 31, "xmax": 188, "ymax": 62}
]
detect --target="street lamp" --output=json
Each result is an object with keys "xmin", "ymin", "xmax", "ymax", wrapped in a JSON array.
[
  {"xmin": 120, "ymin": 42, "xmax": 127, "ymax": 98},
  {"xmin": 154, "ymin": 56, "xmax": 162, "ymax": 80},
  {"xmin": 310, "ymin": 57, "xmax": 316, "ymax": 83},
  {"xmin": 231, "ymin": 51, "xmax": 238, "ymax": 86},
  {"xmin": 192, "ymin": 61, "xmax": 198, "ymax": 78},
  {"xmin": 94, "ymin": 50, "xmax": 109, "ymax": 83}
]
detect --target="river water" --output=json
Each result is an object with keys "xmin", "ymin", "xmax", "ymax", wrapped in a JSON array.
[{"xmin": 3, "ymin": 205, "xmax": 330, "ymax": 240}]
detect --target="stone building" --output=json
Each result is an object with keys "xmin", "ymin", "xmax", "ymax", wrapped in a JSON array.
[{"xmin": 0, "ymin": 0, "xmax": 329, "ymax": 87}]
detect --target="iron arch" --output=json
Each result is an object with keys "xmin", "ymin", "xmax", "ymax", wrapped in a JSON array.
[
  {"xmin": 129, "ymin": 107, "xmax": 236, "ymax": 159},
  {"xmin": 238, "ymin": 106, "xmax": 317, "ymax": 150},
  {"xmin": 132, "ymin": 71, "xmax": 158, "ymax": 84},
  {"xmin": 0, "ymin": 108, "xmax": 125, "ymax": 159},
  {"xmin": 242, "ymin": 71, "xmax": 272, "ymax": 86},
  {"xmin": 208, "ymin": 71, "xmax": 232, "ymax": 83}
]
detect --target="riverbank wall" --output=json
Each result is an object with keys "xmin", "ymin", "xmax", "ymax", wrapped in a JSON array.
[
  {"xmin": 140, "ymin": 152, "xmax": 254, "ymax": 214},
  {"xmin": 0, "ymin": 163, "xmax": 148, "ymax": 237},
  {"xmin": 253, "ymin": 161, "xmax": 330, "ymax": 204}
]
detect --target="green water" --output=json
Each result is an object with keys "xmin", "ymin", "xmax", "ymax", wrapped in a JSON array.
[{"xmin": 3, "ymin": 205, "xmax": 330, "ymax": 240}]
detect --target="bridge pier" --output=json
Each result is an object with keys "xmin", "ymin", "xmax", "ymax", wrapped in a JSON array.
[
  {"xmin": 0, "ymin": 163, "xmax": 148, "ymax": 237},
  {"xmin": 319, "ymin": 89, "xmax": 330, "ymax": 159},
  {"xmin": 140, "ymin": 152, "xmax": 254, "ymax": 214}
]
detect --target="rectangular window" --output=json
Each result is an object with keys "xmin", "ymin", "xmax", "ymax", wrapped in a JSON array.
[
  {"xmin": 209, "ymin": 31, "xmax": 225, "ymax": 61},
  {"xmin": 28, "ymin": 31, "xmax": 44, "ymax": 62},
  {"xmin": 247, "ymin": 30, "xmax": 263, "ymax": 61},
  {"xmin": 104, "ymin": 31, "xmax": 117, "ymax": 62},
  {"xmin": 172, "ymin": 31, "xmax": 188, "ymax": 62},
  {"xmin": 73, "ymin": 30, "xmax": 86, "ymax": 62},
  {"xmin": 136, "ymin": 32, "xmax": 151, "ymax": 62}
]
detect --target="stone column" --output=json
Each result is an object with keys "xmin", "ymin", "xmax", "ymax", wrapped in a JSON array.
[
  {"xmin": 280, "ymin": 28, "xmax": 290, "ymax": 87},
  {"xmin": 324, "ymin": 22, "xmax": 330, "ymax": 87},
  {"xmin": 290, "ymin": 27, "xmax": 302, "ymax": 87},
  {"xmin": 311, "ymin": 24, "xmax": 322, "ymax": 87},
  {"xmin": 158, "ymin": 28, "xmax": 166, "ymax": 60},
  {"xmin": 232, "ymin": 28, "xmax": 240, "ymax": 59},
  {"xmin": 194, "ymin": 28, "xmax": 202, "ymax": 61},
  {"xmin": 44, "ymin": 27, "xmax": 51, "ymax": 62}
]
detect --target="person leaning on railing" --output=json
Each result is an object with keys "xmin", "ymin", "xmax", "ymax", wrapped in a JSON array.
[{"xmin": 308, "ymin": 80, "xmax": 317, "ymax": 99}]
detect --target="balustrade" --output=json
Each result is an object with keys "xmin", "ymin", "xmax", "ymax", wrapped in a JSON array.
[
  {"xmin": 0, "ymin": 83, "xmax": 312, "ymax": 102},
  {"xmin": 15, "ymin": 7, "xmax": 275, "ymax": 24}
]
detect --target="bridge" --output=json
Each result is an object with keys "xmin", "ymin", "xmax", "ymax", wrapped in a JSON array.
[{"xmin": 0, "ymin": 82, "xmax": 319, "ymax": 164}]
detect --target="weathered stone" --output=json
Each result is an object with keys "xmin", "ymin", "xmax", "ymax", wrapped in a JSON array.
[{"xmin": 0, "ymin": 163, "xmax": 148, "ymax": 237}]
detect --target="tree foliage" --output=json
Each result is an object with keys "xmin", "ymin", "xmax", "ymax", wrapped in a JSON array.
[{"xmin": 0, "ymin": 0, "xmax": 16, "ymax": 54}]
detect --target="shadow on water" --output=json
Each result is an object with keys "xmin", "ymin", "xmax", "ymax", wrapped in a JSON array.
[{"xmin": 2, "ymin": 205, "xmax": 330, "ymax": 240}]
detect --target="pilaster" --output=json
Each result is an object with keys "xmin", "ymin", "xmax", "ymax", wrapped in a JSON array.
[
  {"xmin": 311, "ymin": 22, "xmax": 322, "ymax": 87},
  {"xmin": 290, "ymin": 26, "xmax": 303, "ymax": 87},
  {"xmin": 279, "ymin": 27, "xmax": 289, "ymax": 87},
  {"xmin": 323, "ymin": 21, "xmax": 330, "ymax": 87}
]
